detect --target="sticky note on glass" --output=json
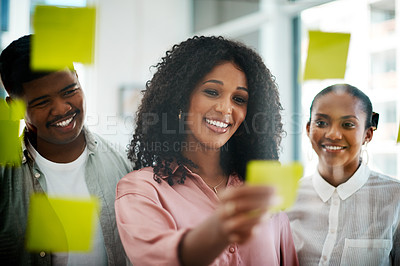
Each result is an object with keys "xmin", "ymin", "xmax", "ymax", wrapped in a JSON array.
[
  {"xmin": 303, "ymin": 30, "xmax": 351, "ymax": 81},
  {"xmin": 397, "ymin": 122, "xmax": 400, "ymax": 143},
  {"xmin": 246, "ymin": 161, "xmax": 303, "ymax": 212},
  {"xmin": 26, "ymin": 194, "xmax": 100, "ymax": 252},
  {"xmin": 32, "ymin": 6, "xmax": 96, "ymax": 70},
  {"xmin": 0, "ymin": 99, "xmax": 25, "ymax": 166}
]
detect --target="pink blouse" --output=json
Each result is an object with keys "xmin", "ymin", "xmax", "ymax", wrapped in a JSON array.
[{"xmin": 115, "ymin": 165, "xmax": 298, "ymax": 266}]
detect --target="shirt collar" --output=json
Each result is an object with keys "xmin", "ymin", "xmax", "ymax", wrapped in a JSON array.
[
  {"xmin": 312, "ymin": 163, "xmax": 370, "ymax": 202},
  {"xmin": 22, "ymin": 125, "xmax": 96, "ymax": 164},
  {"xmin": 161, "ymin": 161, "xmax": 242, "ymax": 187},
  {"xmin": 83, "ymin": 126, "xmax": 98, "ymax": 154},
  {"xmin": 155, "ymin": 161, "xmax": 187, "ymax": 181},
  {"xmin": 171, "ymin": 161, "xmax": 183, "ymax": 175}
]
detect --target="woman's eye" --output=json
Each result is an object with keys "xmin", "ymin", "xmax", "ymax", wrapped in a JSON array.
[
  {"xmin": 343, "ymin": 122, "xmax": 355, "ymax": 128},
  {"xmin": 204, "ymin": 89, "xmax": 218, "ymax": 97},
  {"xmin": 233, "ymin": 96, "xmax": 247, "ymax": 105}
]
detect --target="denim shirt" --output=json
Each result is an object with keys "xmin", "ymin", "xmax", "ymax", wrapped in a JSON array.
[{"xmin": 0, "ymin": 127, "xmax": 133, "ymax": 265}]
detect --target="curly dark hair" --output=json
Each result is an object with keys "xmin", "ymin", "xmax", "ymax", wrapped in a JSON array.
[{"xmin": 128, "ymin": 36, "xmax": 284, "ymax": 185}]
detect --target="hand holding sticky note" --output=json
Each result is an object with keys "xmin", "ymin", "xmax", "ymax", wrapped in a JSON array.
[
  {"xmin": 246, "ymin": 161, "xmax": 303, "ymax": 212},
  {"xmin": 26, "ymin": 194, "xmax": 100, "ymax": 252},
  {"xmin": 0, "ymin": 99, "xmax": 25, "ymax": 166}
]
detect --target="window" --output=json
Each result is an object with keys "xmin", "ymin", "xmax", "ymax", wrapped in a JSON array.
[
  {"xmin": 192, "ymin": 0, "xmax": 260, "ymax": 32},
  {"xmin": 299, "ymin": 0, "xmax": 400, "ymax": 178}
]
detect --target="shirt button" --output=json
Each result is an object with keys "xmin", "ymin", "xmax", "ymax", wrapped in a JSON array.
[
  {"xmin": 322, "ymin": 255, "xmax": 327, "ymax": 261},
  {"xmin": 39, "ymin": 251, "xmax": 46, "ymax": 257},
  {"xmin": 330, "ymin": 228, "xmax": 336, "ymax": 233},
  {"xmin": 34, "ymin": 172, "xmax": 41, "ymax": 179},
  {"xmin": 229, "ymin": 246, "xmax": 235, "ymax": 253}
]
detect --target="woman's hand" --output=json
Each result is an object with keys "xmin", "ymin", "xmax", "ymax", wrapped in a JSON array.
[
  {"xmin": 216, "ymin": 185, "xmax": 276, "ymax": 244},
  {"xmin": 179, "ymin": 185, "xmax": 276, "ymax": 266}
]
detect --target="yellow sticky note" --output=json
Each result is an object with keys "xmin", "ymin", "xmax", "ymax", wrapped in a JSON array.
[
  {"xmin": 303, "ymin": 30, "xmax": 351, "ymax": 81},
  {"xmin": 26, "ymin": 194, "xmax": 100, "ymax": 252},
  {"xmin": 0, "ymin": 99, "xmax": 25, "ymax": 166},
  {"xmin": 246, "ymin": 161, "xmax": 303, "ymax": 212},
  {"xmin": 32, "ymin": 6, "xmax": 96, "ymax": 70}
]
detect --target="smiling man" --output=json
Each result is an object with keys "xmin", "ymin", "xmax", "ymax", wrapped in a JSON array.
[
  {"xmin": 0, "ymin": 35, "xmax": 132, "ymax": 265},
  {"xmin": 23, "ymin": 69, "xmax": 86, "ymax": 163}
]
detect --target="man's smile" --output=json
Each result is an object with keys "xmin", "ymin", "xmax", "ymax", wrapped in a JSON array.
[{"xmin": 47, "ymin": 110, "xmax": 80, "ymax": 128}]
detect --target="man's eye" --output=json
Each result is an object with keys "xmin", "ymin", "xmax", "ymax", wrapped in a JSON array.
[
  {"xmin": 315, "ymin": 120, "xmax": 327, "ymax": 127},
  {"xmin": 64, "ymin": 89, "xmax": 78, "ymax": 96},
  {"xmin": 33, "ymin": 100, "xmax": 49, "ymax": 107}
]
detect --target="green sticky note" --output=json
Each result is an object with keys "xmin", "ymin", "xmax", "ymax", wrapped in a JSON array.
[
  {"xmin": 246, "ymin": 161, "xmax": 303, "ymax": 212},
  {"xmin": 26, "ymin": 194, "xmax": 100, "ymax": 252},
  {"xmin": 0, "ymin": 99, "xmax": 25, "ymax": 166},
  {"xmin": 397, "ymin": 122, "xmax": 400, "ymax": 143},
  {"xmin": 32, "ymin": 6, "xmax": 96, "ymax": 70},
  {"xmin": 303, "ymin": 30, "xmax": 351, "ymax": 81}
]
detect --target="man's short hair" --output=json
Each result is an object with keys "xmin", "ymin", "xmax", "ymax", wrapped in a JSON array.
[{"xmin": 0, "ymin": 34, "xmax": 74, "ymax": 97}]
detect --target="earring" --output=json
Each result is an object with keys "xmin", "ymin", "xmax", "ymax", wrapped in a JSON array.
[
  {"xmin": 361, "ymin": 141, "xmax": 369, "ymax": 165},
  {"xmin": 178, "ymin": 109, "xmax": 182, "ymax": 120}
]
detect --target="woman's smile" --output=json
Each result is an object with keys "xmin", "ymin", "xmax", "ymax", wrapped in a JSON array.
[
  {"xmin": 204, "ymin": 118, "xmax": 231, "ymax": 133},
  {"xmin": 321, "ymin": 143, "xmax": 347, "ymax": 152},
  {"xmin": 185, "ymin": 61, "xmax": 248, "ymax": 150}
]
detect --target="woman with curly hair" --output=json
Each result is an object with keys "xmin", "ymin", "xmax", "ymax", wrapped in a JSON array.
[{"xmin": 115, "ymin": 36, "xmax": 298, "ymax": 265}]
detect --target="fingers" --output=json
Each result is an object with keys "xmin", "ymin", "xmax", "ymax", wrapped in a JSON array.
[
  {"xmin": 223, "ymin": 201, "xmax": 268, "ymax": 219},
  {"xmin": 220, "ymin": 186, "xmax": 276, "ymax": 219},
  {"xmin": 220, "ymin": 185, "xmax": 275, "ymax": 202},
  {"xmin": 221, "ymin": 210, "xmax": 267, "ymax": 244},
  {"xmin": 217, "ymin": 185, "xmax": 277, "ymax": 244},
  {"xmin": 224, "ymin": 201, "xmax": 236, "ymax": 217}
]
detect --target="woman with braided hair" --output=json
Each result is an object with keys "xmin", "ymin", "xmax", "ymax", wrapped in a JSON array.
[{"xmin": 115, "ymin": 36, "xmax": 298, "ymax": 265}]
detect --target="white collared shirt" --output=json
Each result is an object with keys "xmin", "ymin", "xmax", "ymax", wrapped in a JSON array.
[{"xmin": 287, "ymin": 164, "xmax": 400, "ymax": 266}]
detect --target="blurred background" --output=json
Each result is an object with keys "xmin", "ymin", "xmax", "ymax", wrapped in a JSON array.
[{"xmin": 1, "ymin": 0, "xmax": 399, "ymax": 178}]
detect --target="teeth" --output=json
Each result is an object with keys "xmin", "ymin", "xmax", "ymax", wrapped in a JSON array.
[
  {"xmin": 325, "ymin": 145, "xmax": 344, "ymax": 150},
  {"xmin": 206, "ymin": 119, "xmax": 228, "ymax": 128},
  {"xmin": 55, "ymin": 114, "xmax": 75, "ymax": 127}
]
